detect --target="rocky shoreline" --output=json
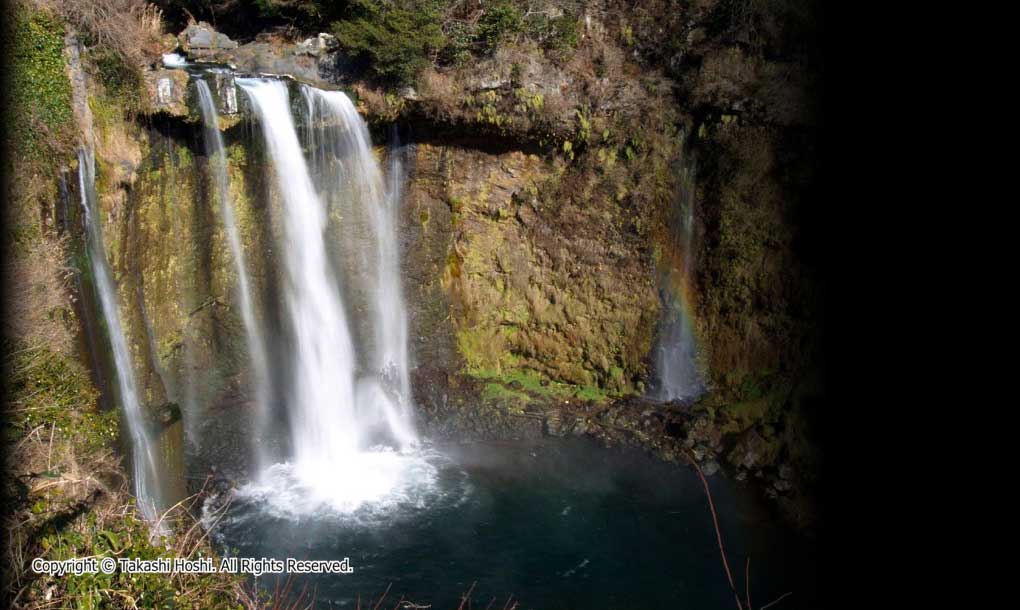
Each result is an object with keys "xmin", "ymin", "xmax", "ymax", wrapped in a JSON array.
[{"xmin": 414, "ymin": 367, "xmax": 818, "ymax": 531}]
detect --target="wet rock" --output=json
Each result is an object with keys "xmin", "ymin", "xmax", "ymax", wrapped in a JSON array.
[
  {"xmin": 779, "ymin": 463, "xmax": 794, "ymax": 481},
  {"xmin": 478, "ymin": 75, "xmax": 510, "ymax": 90},
  {"xmin": 544, "ymin": 410, "xmax": 567, "ymax": 437},
  {"xmin": 212, "ymin": 72, "xmax": 239, "ymax": 115},
  {"xmin": 702, "ymin": 461, "xmax": 720, "ymax": 476},
  {"xmin": 686, "ymin": 415, "xmax": 722, "ymax": 449},
  {"xmin": 726, "ymin": 428, "xmax": 780, "ymax": 470}
]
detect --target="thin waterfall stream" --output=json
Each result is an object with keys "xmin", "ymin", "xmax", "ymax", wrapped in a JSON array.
[
  {"xmin": 78, "ymin": 147, "xmax": 163, "ymax": 521},
  {"xmin": 195, "ymin": 78, "xmax": 272, "ymax": 467},
  {"xmin": 651, "ymin": 151, "xmax": 706, "ymax": 402}
]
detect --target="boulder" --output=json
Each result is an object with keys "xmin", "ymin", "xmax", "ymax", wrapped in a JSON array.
[
  {"xmin": 295, "ymin": 33, "xmax": 339, "ymax": 57},
  {"xmin": 726, "ymin": 427, "xmax": 780, "ymax": 470},
  {"xmin": 178, "ymin": 22, "xmax": 238, "ymax": 55},
  {"xmin": 144, "ymin": 69, "xmax": 190, "ymax": 117}
]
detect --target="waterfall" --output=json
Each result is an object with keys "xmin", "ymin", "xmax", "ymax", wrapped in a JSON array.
[
  {"xmin": 195, "ymin": 79, "xmax": 272, "ymax": 466},
  {"xmin": 237, "ymin": 78, "xmax": 422, "ymax": 514},
  {"xmin": 300, "ymin": 86, "xmax": 415, "ymax": 448},
  {"xmin": 78, "ymin": 147, "xmax": 163, "ymax": 520},
  {"xmin": 652, "ymin": 154, "xmax": 705, "ymax": 403}
]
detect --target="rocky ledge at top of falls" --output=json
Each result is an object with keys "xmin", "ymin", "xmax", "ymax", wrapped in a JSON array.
[
  {"xmin": 144, "ymin": 19, "xmax": 654, "ymax": 145},
  {"xmin": 142, "ymin": 22, "xmax": 344, "ymax": 121}
]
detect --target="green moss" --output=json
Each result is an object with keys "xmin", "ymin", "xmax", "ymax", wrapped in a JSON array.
[
  {"xmin": 457, "ymin": 325, "xmax": 505, "ymax": 372},
  {"xmin": 482, "ymin": 382, "xmax": 531, "ymax": 405},
  {"xmin": 6, "ymin": 7, "xmax": 73, "ymax": 159},
  {"xmin": 574, "ymin": 384, "xmax": 610, "ymax": 403},
  {"xmin": 89, "ymin": 46, "xmax": 146, "ymax": 116},
  {"xmin": 469, "ymin": 366, "xmax": 613, "ymax": 405},
  {"xmin": 227, "ymin": 142, "xmax": 247, "ymax": 166}
]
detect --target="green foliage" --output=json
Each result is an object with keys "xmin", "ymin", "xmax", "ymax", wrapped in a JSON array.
[
  {"xmin": 252, "ymin": 0, "xmax": 340, "ymax": 21},
  {"xmin": 332, "ymin": 1, "xmax": 581, "ymax": 82},
  {"xmin": 332, "ymin": 0, "xmax": 446, "ymax": 86},
  {"xmin": 524, "ymin": 12, "xmax": 579, "ymax": 51},
  {"xmin": 442, "ymin": 20, "xmax": 475, "ymax": 65},
  {"xmin": 89, "ymin": 45, "xmax": 147, "ymax": 116},
  {"xmin": 35, "ymin": 509, "xmax": 239, "ymax": 610},
  {"xmin": 6, "ymin": 7, "xmax": 74, "ymax": 159},
  {"xmin": 574, "ymin": 384, "xmax": 610, "ymax": 402},
  {"xmin": 475, "ymin": 2, "xmax": 524, "ymax": 53},
  {"xmin": 482, "ymin": 382, "xmax": 531, "ymax": 405}
]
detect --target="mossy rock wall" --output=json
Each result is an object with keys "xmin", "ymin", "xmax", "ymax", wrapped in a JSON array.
[
  {"xmin": 402, "ymin": 142, "xmax": 662, "ymax": 405},
  {"xmin": 90, "ymin": 112, "xmax": 279, "ymax": 451}
]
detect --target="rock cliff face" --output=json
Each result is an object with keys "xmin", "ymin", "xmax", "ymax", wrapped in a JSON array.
[{"xmin": 404, "ymin": 142, "xmax": 661, "ymax": 396}]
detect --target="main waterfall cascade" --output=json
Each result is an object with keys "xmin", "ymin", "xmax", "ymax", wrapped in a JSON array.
[
  {"xmin": 78, "ymin": 148, "xmax": 163, "ymax": 521},
  {"xmin": 231, "ymin": 77, "xmax": 434, "ymax": 516}
]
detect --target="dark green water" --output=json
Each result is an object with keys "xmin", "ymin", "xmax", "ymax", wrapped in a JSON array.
[{"xmin": 207, "ymin": 438, "xmax": 817, "ymax": 609}]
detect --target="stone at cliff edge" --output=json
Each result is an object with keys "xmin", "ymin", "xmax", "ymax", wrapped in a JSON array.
[{"xmin": 178, "ymin": 22, "xmax": 238, "ymax": 56}]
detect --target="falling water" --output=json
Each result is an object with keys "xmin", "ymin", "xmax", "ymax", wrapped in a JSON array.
[
  {"xmin": 237, "ymin": 78, "xmax": 425, "ymax": 514},
  {"xmin": 78, "ymin": 147, "xmax": 163, "ymax": 520},
  {"xmin": 652, "ymin": 154, "xmax": 705, "ymax": 402},
  {"xmin": 300, "ymin": 86, "xmax": 415, "ymax": 447},
  {"xmin": 195, "ymin": 79, "xmax": 272, "ymax": 466}
]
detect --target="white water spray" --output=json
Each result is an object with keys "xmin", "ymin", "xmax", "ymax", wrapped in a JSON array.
[
  {"xmin": 237, "ymin": 78, "xmax": 424, "ymax": 514},
  {"xmin": 162, "ymin": 53, "xmax": 187, "ymax": 68},
  {"xmin": 78, "ymin": 148, "xmax": 162, "ymax": 520},
  {"xmin": 195, "ymin": 79, "xmax": 273, "ymax": 465}
]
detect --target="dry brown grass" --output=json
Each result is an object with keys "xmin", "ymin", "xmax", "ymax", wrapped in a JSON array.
[
  {"xmin": 30, "ymin": 0, "xmax": 165, "ymax": 65},
  {"xmin": 1, "ymin": 231, "xmax": 77, "ymax": 356}
]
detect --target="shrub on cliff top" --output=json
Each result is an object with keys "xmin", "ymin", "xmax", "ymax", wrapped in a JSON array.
[
  {"xmin": 40, "ymin": 0, "xmax": 165, "ymax": 65},
  {"xmin": 332, "ymin": 0, "xmax": 446, "ymax": 86},
  {"xmin": 332, "ymin": 0, "xmax": 581, "ymax": 85}
]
